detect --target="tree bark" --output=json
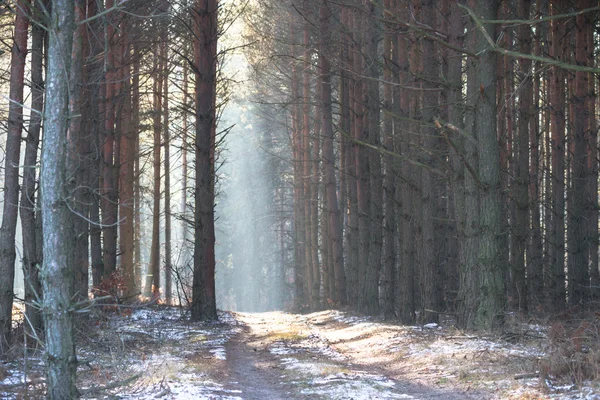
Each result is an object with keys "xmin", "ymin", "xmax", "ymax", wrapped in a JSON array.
[
  {"xmin": 0, "ymin": 0, "xmax": 29, "ymax": 351},
  {"xmin": 381, "ymin": 0, "xmax": 396, "ymax": 320},
  {"xmin": 119, "ymin": 24, "xmax": 137, "ymax": 302},
  {"xmin": 70, "ymin": 0, "xmax": 89, "ymax": 302},
  {"xmin": 548, "ymin": 0, "xmax": 566, "ymax": 310},
  {"xmin": 191, "ymin": 0, "xmax": 218, "ymax": 321},
  {"xmin": 148, "ymin": 48, "xmax": 163, "ymax": 299},
  {"xmin": 568, "ymin": 0, "xmax": 592, "ymax": 306},
  {"xmin": 20, "ymin": 0, "xmax": 44, "ymax": 335},
  {"xmin": 102, "ymin": 0, "xmax": 118, "ymax": 280},
  {"xmin": 319, "ymin": 0, "xmax": 346, "ymax": 307},
  {"xmin": 512, "ymin": 0, "xmax": 532, "ymax": 313},
  {"xmin": 473, "ymin": 0, "xmax": 505, "ymax": 330},
  {"xmin": 41, "ymin": 0, "xmax": 77, "ymax": 395}
]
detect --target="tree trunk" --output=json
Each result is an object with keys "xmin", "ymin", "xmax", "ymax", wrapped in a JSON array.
[
  {"xmin": 548, "ymin": 0, "xmax": 566, "ymax": 310},
  {"xmin": 381, "ymin": 0, "xmax": 396, "ymax": 320},
  {"xmin": 342, "ymin": 5, "xmax": 359, "ymax": 308},
  {"xmin": 20, "ymin": 0, "xmax": 44, "ymax": 335},
  {"xmin": 420, "ymin": 0, "xmax": 441, "ymax": 324},
  {"xmin": 568, "ymin": 0, "xmax": 592, "ymax": 306},
  {"xmin": 302, "ymin": 18, "xmax": 314, "ymax": 309},
  {"xmin": 41, "ymin": 0, "xmax": 77, "ymax": 395},
  {"xmin": 132, "ymin": 40, "xmax": 142, "ymax": 296},
  {"xmin": 163, "ymin": 32, "xmax": 173, "ymax": 305},
  {"xmin": 512, "ymin": 0, "xmax": 532, "ymax": 313},
  {"xmin": 527, "ymin": 0, "xmax": 545, "ymax": 309},
  {"xmin": 0, "ymin": 0, "xmax": 29, "ymax": 351},
  {"xmin": 191, "ymin": 0, "xmax": 218, "ymax": 321},
  {"xmin": 119, "ymin": 25, "xmax": 136, "ymax": 302},
  {"xmin": 102, "ymin": 0, "xmax": 118, "ymax": 280},
  {"xmin": 148, "ymin": 48, "xmax": 163, "ymax": 299},
  {"xmin": 473, "ymin": 0, "xmax": 505, "ymax": 330},
  {"xmin": 396, "ymin": 0, "xmax": 416, "ymax": 324},
  {"xmin": 70, "ymin": 0, "xmax": 89, "ymax": 302},
  {"xmin": 319, "ymin": 1, "xmax": 346, "ymax": 307},
  {"xmin": 88, "ymin": 0, "xmax": 104, "ymax": 292}
]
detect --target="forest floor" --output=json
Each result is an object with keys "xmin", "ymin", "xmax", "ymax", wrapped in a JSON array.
[{"xmin": 1, "ymin": 306, "xmax": 600, "ymax": 399}]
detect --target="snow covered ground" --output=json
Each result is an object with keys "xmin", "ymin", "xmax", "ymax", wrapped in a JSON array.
[{"xmin": 2, "ymin": 307, "xmax": 600, "ymax": 399}]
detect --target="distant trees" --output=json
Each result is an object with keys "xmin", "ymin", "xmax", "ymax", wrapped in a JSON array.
[
  {"xmin": 0, "ymin": 0, "xmax": 222, "ymax": 365},
  {"xmin": 246, "ymin": 0, "xmax": 600, "ymax": 329}
]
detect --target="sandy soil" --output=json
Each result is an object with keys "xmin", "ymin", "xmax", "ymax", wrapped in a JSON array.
[{"xmin": 1, "ymin": 307, "xmax": 599, "ymax": 399}]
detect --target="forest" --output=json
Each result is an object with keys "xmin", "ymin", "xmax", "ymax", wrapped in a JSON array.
[{"xmin": 0, "ymin": 0, "xmax": 600, "ymax": 398}]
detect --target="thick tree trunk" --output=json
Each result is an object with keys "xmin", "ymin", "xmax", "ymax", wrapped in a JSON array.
[
  {"xmin": 473, "ymin": 0, "xmax": 505, "ymax": 330},
  {"xmin": 41, "ymin": 0, "xmax": 77, "ymax": 395},
  {"xmin": 191, "ymin": 0, "xmax": 218, "ymax": 321},
  {"xmin": 0, "ymin": 0, "xmax": 29, "ymax": 351}
]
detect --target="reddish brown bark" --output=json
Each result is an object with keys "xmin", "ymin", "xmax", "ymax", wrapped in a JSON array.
[
  {"xmin": 191, "ymin": 0, "xmax": 218, "ymax": 320},
  {"xmin": 102, "ymin": 0, "xmax": 118, "ymax": 279},
  {"xmin": 0, "ymin": 0, "xmax": 29, "ymax": 351}
]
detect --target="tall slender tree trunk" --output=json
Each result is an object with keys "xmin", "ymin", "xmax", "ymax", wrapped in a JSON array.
[
  {"xmin": 318, "ymin": 1, "xmax": 345, "ymax": 306},
  {"xmin": 21, "ymin": 0, "xmax": 44, "ymax": 335},
  {"xmin": 191, "ymin": 0, "xmax": 218, "ymax": 321},
  {"xmin": 381, "ymin": 0, "xmax": 396, "ymax": 320},
  {"xmin": 132, "ymin": 41, "xmax": 142, "ymax": 294},
  {"xmin": 41, "ymin": 0, "xmax": 77, "ymax": 395},
  {"xmin": 512, "ymin": 0, "xmax": 532, "ymax": 313},
  {"xmin": 163, "ymin": 35, "xmax": 173, "ymax": 305},
  {"xmin": 119, "ymin": 25, "xmax": 136, "ymax": 302},
  {"xmin": 302, "ymin": 18, "xmax": 315, "ymax": 309},
  {"xmin": 527, "ymin": 0, "xmax": 545, "ymax": 309},
  {"xmin": 568, "ymin": 0, "xmax": 592, "ymax": 306},
  {"xmin": 70, "ymin": 0, "xmax": 89, "ymax": 302},
  {"xmin": 397, "ymin": 0, "xmax": 416, "ymax": 324},
  {"xmin": 548, "ymin": 0, "xmax": 566, "ymax": 310},
  {"xmin": 102, "ymin": 0, "xmax": 118, "ymax": 280},
  {"xmin": 587, "ymin": 23, "xmax": 599, "ymax": 299},
  {"xmin": 0, "ymin": 0, "xmax": 29, "ymax": 351},
  {"xmin": 342, "ymin": 5, "xmax": 358, "ymax": 308},
  {"xmin": 88, "ymin": 0, "xmax": 104, "ymax": 292},
  {"xmin": 473, "ymin": 0, "xmax": 505, "ymax": 330},
  {"xmin": 149, "ymin": 48, "xmax": 163, "ymax": 299},
  {"xmin": 420, "ymin": 0, "xmax": 441, "ymax": 323}
]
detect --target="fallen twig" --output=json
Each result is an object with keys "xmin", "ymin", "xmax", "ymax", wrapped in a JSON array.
[
  {"xmin": 79, "ymin": 372, "xmax": 143, "ymax": 396},
  {"xmin": 444, "ymin": 336, "xmax": 479, "ymax": 340},
  {"xmin": 514, "ymin": 372, "xmax": 539, "ymax": 380}
]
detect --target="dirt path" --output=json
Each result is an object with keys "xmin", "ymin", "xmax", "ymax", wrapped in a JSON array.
[
  {"xmin": 222, "ymin": 326, "xmax": 301, "ymax": 399},
  {"xmin": 221, "ymin": 311, "xmax": 480, "ymax": 400}
]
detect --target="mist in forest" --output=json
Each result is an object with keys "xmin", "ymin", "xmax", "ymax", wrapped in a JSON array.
[{"xmin": 215, "ymin": 100, "xmax": 287, "ymax": 312}]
